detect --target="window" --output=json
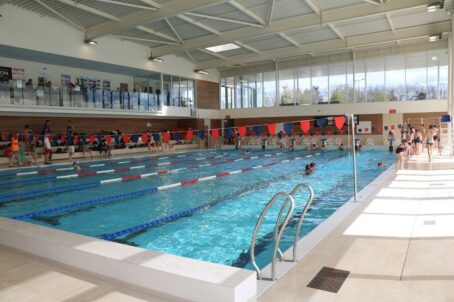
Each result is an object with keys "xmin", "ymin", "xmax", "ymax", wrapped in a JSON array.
[
  {"xmin": 279, "ymin": 68, "xmax": 295, "ymax": 105},
  {"xmin": 171, "ymin": 76, "xmax": 180, "ymax": 106},
  {"xmin": 329, "ymin": 62, "xmax": 347, "ymax": 104},
  {"xmin": 263, "ymin": 71, "xmax": 276, "ymax": 107},
  {"xmin": 256, "ymin": 72, "xmax": 263, "ymax": 108},
  {"xmin": 366, "ymin": 57, "xmax": 385, "ymax": 102},
  {"xmin": 406, "ymin": 52, "xmax": 427, "ymax": 100},
  {"xmin": 163, "ymin": 75, "xmax": 171, "ymax": 106},
  {"xmin": 297, "ymin": 66, "xmax": 311, "ymax": 105},
  {"xmin": 385, "ymin": 55, "xmax": 406, "ymax": 102},
  {"xmin": 311, "ymin": 64, "xmax": 329, "ymax": 104},
  {"xmin": 354, "ymin": 60, "xmax": 366, "ymax": 103}
]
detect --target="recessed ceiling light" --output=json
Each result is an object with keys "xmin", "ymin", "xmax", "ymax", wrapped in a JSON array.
[
  {"xmin": 429, "ymin": 33, "xmax": 442, "ymax": 42},
  {"xmin": 427, "ymin": 1, "xmax": 444, "ymax": 12},
  {"xmin": 84, "ymin": 39, "xmax": 97, "ymax": 45},
  {"xmin": 206, "ymin": 43, "xmax": 240, "ymax": 53},
  {"xmin": 195, "ymin": 69, "xmax": 209, "ymax": 75}
]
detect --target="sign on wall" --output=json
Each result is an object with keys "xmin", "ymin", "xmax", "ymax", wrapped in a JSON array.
[
  {"xmin": 357, "ymin": 121, "xmax": 372, "ymax": 134},
  {"xmin": 12, "ymin": 68, "xmax": 25, "ymax": 80},
  {"xmin": 0, "ymin": 66, "xmax": 12, "ymax": 80}
]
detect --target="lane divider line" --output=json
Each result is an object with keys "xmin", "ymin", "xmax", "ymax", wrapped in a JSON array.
[{"xmin": 12, "ymin": 153, "xmax": 317, "ymax": 221}]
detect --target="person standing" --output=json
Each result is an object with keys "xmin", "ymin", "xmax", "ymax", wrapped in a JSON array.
[
  {"xmin": 23, "ymin": 124, "xmax": 32, "ymax": 155},
  {"xmin": 44, "ymin": 133, "xmax": 52, "ymax": 165},
  {"xmin": 66, "ymin": 130, "xmax": 75, "ymax": 162},
  {"xmin": 9, "ymin": 133, "xmax": 22, "ymax": 167},
  {"xmin": 41, "ymin": 119, "xmax": 51, "ymax": 135}
]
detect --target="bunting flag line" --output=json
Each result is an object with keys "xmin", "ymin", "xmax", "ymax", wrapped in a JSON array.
[
  {"xmin": 252, "ymin": 125, "xmax": 262, "ymax": 137},
  {"xmin": 300, "ymin": 120, "xmax": 310, "ymax": 135},
  {"xmin": 211, "ymin": 129, "xmax": 219, "ymax": 140},
  {"xmin": 186, "ymin": 130, "xmax": 193, "ymax": 141},
  {"xmin": 284, "ymin": 122, "xmax": 293, "ymax": 135},
  {"xmin": 237, "ymin": 126, "xmax": 247, "ymax": 137},
  {"xmin": 267, "ymin": 123, "xmax": 276, "ymax": 136},
  {"xmin": 334, "ymin": 116, "xmax": 344, "ymax": 130}
]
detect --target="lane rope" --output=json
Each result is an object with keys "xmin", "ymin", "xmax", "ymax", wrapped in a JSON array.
[
  {"xmin": 12, "ymin": 153, "xmax": 319, "ymax": 220},
  {"xmin": 0, "ymin": 152, "xmax": 284, "ymax": 203}
]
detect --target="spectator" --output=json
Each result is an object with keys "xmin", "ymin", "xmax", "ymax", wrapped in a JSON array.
[
  {"xmin": 25, "ymin": 79, "xmax": 33, "ymax": 89},
  {"xmin": 41, "ymin": 119, "xmax": 51, "ymax": 135}
]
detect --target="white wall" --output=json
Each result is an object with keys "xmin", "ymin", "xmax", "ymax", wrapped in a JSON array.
[
  {"xmin": 0, "ymin": 56, "xmax": 134, "ymax": 90},
  {"xmin": 220, "ymin": 100, "xmax": 449, "ymax": 119},
  {"xmin": 0, "ymin": 4, "xmax": 220, "ymax": 83}
]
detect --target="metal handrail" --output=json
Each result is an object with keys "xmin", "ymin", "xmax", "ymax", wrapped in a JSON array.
[
  {"xmin": 289, "ymin": 183, "xmax": 314, "ymax": 262},
  {"xmin": 250, "ymin": 192, "xmax": 295, "ymax": 280}
]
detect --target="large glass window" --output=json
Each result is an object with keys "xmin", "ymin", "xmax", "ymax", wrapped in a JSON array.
[
  {"xmin": 329, "ymin": 62, "xmax": 347, "ymax": 104},
  {"xmin": 406, "ymin": 52, "xmax": 427, "ymax": 100},
  {"xmin": 163, "ymin": 74, "xmax": 171, "ymax": 106},
  {"xmin": 263, "ymin": 71, "xmax": 276, "ymax": 107},
  {"xmin": 354, "ymin": 60, "xmax": 366, "ymax": 103},
  {"xmin": 256, "ymin": 72, "xmax": 263, "ymax": 108},
  {"xmin": 171, "ymin": 76, "xmax": 180, "ymax": 106},
  {"xmin": 366, "ymin": 57, "xmax": 385, "ymax": 102},
  {"xmin": 385, "ymin": 55, "xmax": 406, "ymax": 102},
  {"xmin": 311, "ymin": 64, "xmax": 328, "ymax": 104},
  {"xmin": 297, "ymin": 66, "xmax": 311, "ymax": 105},
  {"xmin": 279, "ymin": 68, "xmax": 295, "ymax": 105}
]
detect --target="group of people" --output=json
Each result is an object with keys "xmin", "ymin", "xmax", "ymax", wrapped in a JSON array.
[{"xmin": 390, "ymin": 123, "xmax": 442, "ymax": 168}]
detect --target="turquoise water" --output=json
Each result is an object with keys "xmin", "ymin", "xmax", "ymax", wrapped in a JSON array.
[{"xmin": 0, "ymin": 148, "xmax": 394, "ymax": 269}]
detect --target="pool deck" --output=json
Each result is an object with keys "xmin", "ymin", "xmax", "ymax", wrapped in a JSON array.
[{"xmin": 259, "ymin": 151, "xmax": 454, "ymax": 302}]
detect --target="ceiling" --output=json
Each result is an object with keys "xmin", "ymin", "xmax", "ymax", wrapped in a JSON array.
[{"xmin": 1, "ymin": 0, "xmax": 452, "ymax": 70}]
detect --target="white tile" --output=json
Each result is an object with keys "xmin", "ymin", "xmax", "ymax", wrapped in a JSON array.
[{"xmin": 343, "ymin": 214, "xmax": 415, "ymax": 238}]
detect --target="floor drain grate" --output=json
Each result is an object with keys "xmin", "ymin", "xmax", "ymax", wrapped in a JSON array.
[{"xmin": 307, "ymin": 267, "xmax": 350, "ymax": 293}]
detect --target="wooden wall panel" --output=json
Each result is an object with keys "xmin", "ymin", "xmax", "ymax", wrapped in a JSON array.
[
  {"xmin": 0, "ymin": 116, "xmax": 199, "ymax": 134},
  {"xmin": 403, "ymin": 112, "xmax": 447, "ymax": 128},
  {"xmin": 196, "ymin": 80, "xmax": 220, "ymax": 110}
]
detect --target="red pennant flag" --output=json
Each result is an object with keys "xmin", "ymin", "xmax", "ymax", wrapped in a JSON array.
[
  {"xmin": 142, "ymin": 133, "xmax": 149, "ymax": 144},
  {"xmin": 211, "ymin": 129, "xmax": 219, "ymax": 140},
  {"xmin": 300, "ymin": 120, "xmax": 310, "ymax": 135},
  {"xmin": 74, "ymin": 135, "xmax": 79, "ymax": 145},
  {"xmin": 238, "ymin": 126, "xmax": 247, "ymax": 137},
  {"xmin": 123, "ymin": 134, "xmax": 129, "ymax": 143},
  {"xmin": 186, "ymin": 130, "xmax": 193, "ymax": 141},
  {"xmin": 390, "ymin": 125, "xmax": 395, "ymax": 130},
  {"xmin": 162, "ymin": 132, "xmax": 170, "ymax": 143},
  {"xmin": 334, "ymin": 116, "xmax": 344, "ymax": 130},
  {"xmin": 106, "ymin": 135, "xmax": 112, "ymax": 144},
  {"xmin": 267, "ymin": 123, "xmax": 276, "ymax": 136},
  {"xmin": 89, "ymin": 135, "xmax": 95, "ymax": 144},
  {"xmin": 60, "ymin": 134, "xmax": 66, "ymax": 143}
]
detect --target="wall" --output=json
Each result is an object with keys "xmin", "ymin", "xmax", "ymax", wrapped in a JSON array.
[
  {"xmin": 221, "ymin": 100, "xmax": 449, "ymax": 119},
  {"xmin": 0, "ymin": 57, "xmax": 133, "ymax": 90},
  {"xmin": 196, "ymin": 80, "xmax": 220, "ymax": 110},
  {"xmin": 0, "ymin": 116, "xmax": 198, "ymax": 134},
  {"xmin": 0, "ymin": 4, "xmax": 219, "ymax": 83},
  {"xmin": 403, "ymin": 112, "xmax": 448, "ymax": 128}
]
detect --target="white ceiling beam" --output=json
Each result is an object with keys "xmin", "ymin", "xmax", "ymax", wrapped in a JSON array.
[
  {"xmin": 164, "ymin": 18, "xmax": 184, "ymax": 44},
  {"xmin": 234, "ymin": 40, "xmax": 260, "ymax": 53},
  {"xmin": 362, "ymin": 0, "xmax": 381, "ymax": 5},
  {"xmin": 267, "ymin": 0, "xmax": 276, "ymax": 25},
  {"xmin": 196, "ymin": 21, "xmax": 451, "ymax": 69},
  {"xmin": 139, "ymin": 0, "xmax": 161, "ymax": 9},
  {"xmin": 177, "ymin": 14, "xmax": 221, "ymax": 35},
  {"xmin": 278, "ymin": 32, "xmax": 302, "ymax": 48},
  {"xmin": 185, "ymin": 51, "xmax": 198, "ymax": 64},
  {"xmin": 86, "ymin": 0, "xmax": 229, "ymax": 39},
  {"xmin": 386, "ymin": 13, "xmax": 395, "ymax": 32},
  {"xmin": 150, "ymin": 0, "xmax": 431, "ymax": 57},
  {"xmin": 136, "ymin": 25, "xmax": 180, "ymax": 42},
  {"xmin": 228, "ymin": 0, "xmax": 266, "ymax": 26},
  {"xmin": 184, "ymin": 12, "xmax": 264, "ymax": 28},
  {"xmin": 111, "ymin": 35, "xmax": 179, "ymax": 45},
  {"xmin": 327, "ymin": 23, "xmax": 345, "ymax": 40},
  {"xmin": 301, "ymin": 0, "xmax": 321, "ymax": 15},
  {"xmin": 35, "ymin": 0, "xmax": 85, "ymax": 32},
  {"xmin": 57, "ymin": 0, "xmax": 119, "ymax": 21},
  {"xmin": 198, "ymin": 48, "xmax": 227, "ymax": 59},
  {"xmin": 93, "ymin": 0, "xmax": 157, "ymax": 11}
]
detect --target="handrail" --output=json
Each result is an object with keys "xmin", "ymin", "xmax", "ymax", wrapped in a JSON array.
[
  {"xmin": 289, "ymin": 183, "xmax": 314, "ymax": 262},
  {"xmin": 250, "ymin": 191, "xmax": 295, "ymax": 280}
]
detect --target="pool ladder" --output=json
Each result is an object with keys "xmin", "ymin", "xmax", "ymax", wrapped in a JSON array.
[{"xmin": 250, "ymin": 183, "xmax": 314, "ymax": 281}]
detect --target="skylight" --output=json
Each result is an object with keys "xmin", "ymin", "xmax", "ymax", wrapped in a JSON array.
[{"xmin": 205, "ymin": 43, "xmax": 240, "ymax": 53}]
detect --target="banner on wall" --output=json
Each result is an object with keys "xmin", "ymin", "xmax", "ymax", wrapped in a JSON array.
[
  {"xmin": 12, "ymin": 68, "xmax": 25, "ymax": 80},
  {"xmin": 357, "ymin": 121, "xmax": 372, "ymax": 134},
  {"xmin": 0, "ymin": 66, "xmax": 12, "ymax": 80}
]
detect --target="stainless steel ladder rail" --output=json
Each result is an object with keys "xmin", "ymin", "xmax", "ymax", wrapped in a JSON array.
[
  {"xmin": 250, "ymin": 192, "xmax": 295, "ymax": 280},
  {"xmin": 289, "ymin": 183, "xmax": 314, "ymax": 262}
]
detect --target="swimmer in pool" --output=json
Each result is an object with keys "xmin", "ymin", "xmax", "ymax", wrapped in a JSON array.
[
  {"xmin": 377, "ymin": 162, "xmax": 384, "ymax": 168},
  {"xmin": 305, "ymin": 164, "xmax": 312, "ymax": 175},
  {"xmin": 72, "ymin": 161, "xmax": 81, "ymax": 171}
]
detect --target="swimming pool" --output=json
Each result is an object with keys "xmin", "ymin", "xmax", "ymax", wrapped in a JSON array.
[{"xmin": 0, "ymin": 148, "xmax": 394, "ymax": 270}]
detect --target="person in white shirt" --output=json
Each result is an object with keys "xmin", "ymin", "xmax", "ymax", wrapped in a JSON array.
[{"xmin": 44, "ymin": 134, "xmax": 52, "ymax": 165}]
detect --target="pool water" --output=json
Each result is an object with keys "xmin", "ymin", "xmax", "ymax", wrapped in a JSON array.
[{"xmin": 0, "ymin": 148, "xmax": 394, "ymax": 269}]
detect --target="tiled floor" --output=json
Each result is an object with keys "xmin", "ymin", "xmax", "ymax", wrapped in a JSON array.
[
  {"xmin": 0, "ymin": 246, "xmax": 188, "ymax": 302},
  {"xmin": 259, "ymin": 152, "xmax": 454, "ymax": 302}
]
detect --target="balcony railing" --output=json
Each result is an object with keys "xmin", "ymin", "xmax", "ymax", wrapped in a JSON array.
[{"xmin": 0, "ymin": 84, "xmax": 166, "ymax": 112}]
